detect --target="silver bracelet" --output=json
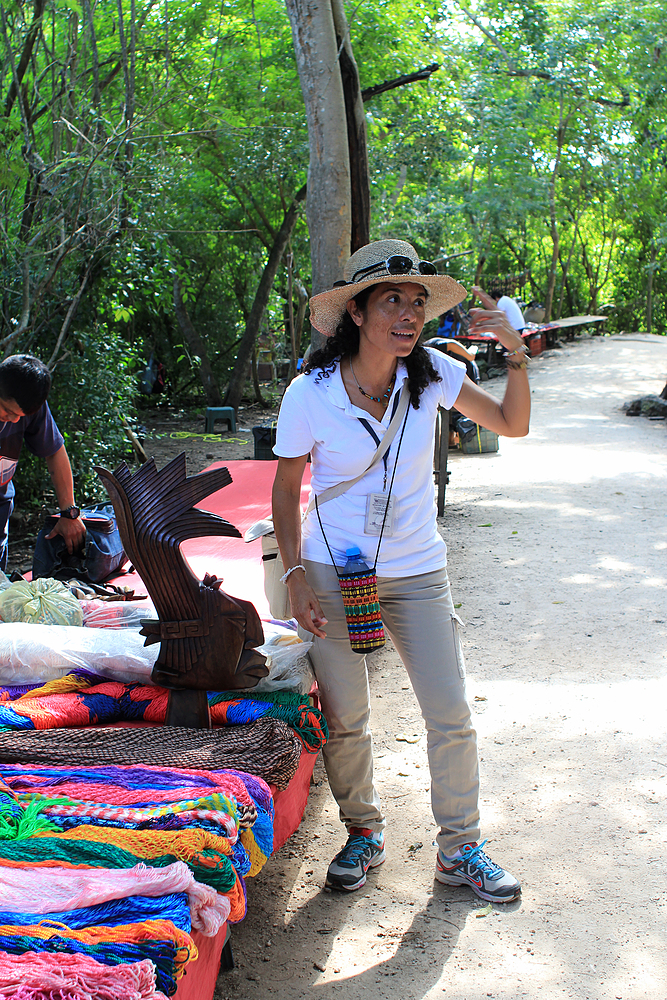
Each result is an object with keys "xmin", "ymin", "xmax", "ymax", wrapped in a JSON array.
[{"xmin": 280, "ymin": 564, "xmax": 306, "ymax": 585}]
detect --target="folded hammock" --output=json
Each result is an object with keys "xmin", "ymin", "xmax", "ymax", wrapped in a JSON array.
[
  {"xmin": 0, "ymin": 828, "xmax": 248, "ymax": 922},
  {"xmin": 0, "ymin": 891, "xmax": 194, "ymax": 932},
  {"xmin": 0, "ymin": 861, "xmax": 229, "ymax": 936},
  {"xmin": 1, "ymin": 763, "xmax": 275, "ymax": 884},
  {"xmin": 0, "ymin": 950, "xmax": 168, "ymax": 1000},
  {"xmin": 0, "ymin": 678, "xmax": 327, "ymax": 752},
  {"xmin": 0, "ymin": 920, "xmax": 194, "ymax": 996},
  {"xmin": 0, "ymin": 718, "xmax": 302, "ymax": 790}
]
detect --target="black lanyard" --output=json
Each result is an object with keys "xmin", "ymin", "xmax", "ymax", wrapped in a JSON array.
[
  {"xmin": 357, "ymin": 390, "xmax": 402, "ymax": 491},
  {"xmin": 315, "ymin": 398, "xmax": 410, "ymax": 573}
]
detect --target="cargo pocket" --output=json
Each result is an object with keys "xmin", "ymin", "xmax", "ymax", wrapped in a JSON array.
[{"xmin": 450, "ymin": 612, "xmax": 467, "ymax": 680}]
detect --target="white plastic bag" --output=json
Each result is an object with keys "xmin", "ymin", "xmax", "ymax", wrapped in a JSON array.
[
  {"xmin": 244, "ymin": 627, "xmax": 315, "ymax": 695},
  {"xmin": 81, "ymin": 599, "xmax": 157, "ymax": 629},
  {"xmin": 0, "ymin": 578, "xmax": 83, "ymax": 626},
  {"xmin": 0, "ymin": 623, "xmax": 158, "ymax": 686}
]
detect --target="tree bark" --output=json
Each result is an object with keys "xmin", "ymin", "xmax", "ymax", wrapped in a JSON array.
[
  {"xmin": 224, "ymin": 184, "xmax": 307, "ymax": 412},
  {"xmin": 173, "ymin": 277, "xmax": 224, "ymax": 406},
  {"xmin": 332, "ymin": 0, "xmax": 370, "ymax": 251},
  {"xmin": 543, "ymin": 102, "xmax": 571, "ymax": 323},
  {"xmin": 251, "ymin": 348, "xmax": 267, "ymax": 407},
  {"xmin": 285, "ymin": 0, "xmax": 351, "ymax": 352},
  {"xmin": 3, "ymin": 0, "xmax": 47, "ymax": 118},
  {"xmin": 645, "ymin": 241, "xmax": 656, "ymax": 334}
]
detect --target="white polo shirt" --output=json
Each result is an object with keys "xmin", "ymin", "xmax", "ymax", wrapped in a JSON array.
[{"xmin": 274, "ymin": 348, "xmax": 466, "ymax": 577}]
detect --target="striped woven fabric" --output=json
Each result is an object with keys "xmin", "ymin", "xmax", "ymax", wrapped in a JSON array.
[
  {"xmin": 0, "ymin": 891, "xmax": 194, "ymax": 932},
  {"xmin": 0, "ymin": 829, "xmax": 248, "ymax": 922},
  {"xmin": 0, "ymin": 861, "xmax": 229, "ymax": 935},
  {"xmin": 0, "ymin": 676, "xmax": 327, "ymax": 751},
  {"xmin": 338, "ymin": 569, "xmax": 386, "ymax": 653},
  {"xmin": 0, "ymin": 756, "xmax": 279, "ymax": 990}
]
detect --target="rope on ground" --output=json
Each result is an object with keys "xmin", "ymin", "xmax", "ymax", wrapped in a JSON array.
[{"xmin": 166, "ymin": 431, "xmax": 248, "ymax": 443}]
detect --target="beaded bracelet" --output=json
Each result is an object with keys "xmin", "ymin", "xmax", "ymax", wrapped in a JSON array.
[
  {"xmin": 280, "ymin": 564, "xmax": 306, "ymax": 584},
  {"xmin": 505, "ymin": 346, "xmax": 528, "ymax": 358}
]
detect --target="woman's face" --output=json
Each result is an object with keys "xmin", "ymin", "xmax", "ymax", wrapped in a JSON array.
[{"xmin": 348, "ymin": 282, "xmax": 427, "ymax": 360}]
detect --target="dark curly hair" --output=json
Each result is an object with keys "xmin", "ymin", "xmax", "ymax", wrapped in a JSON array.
[{"xmin": 304, "ymin": 285, "xmax": 441, "ymax": 409}]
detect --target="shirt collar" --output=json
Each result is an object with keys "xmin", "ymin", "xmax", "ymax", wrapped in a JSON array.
[{"xmin": 324, "ymin": 358, "xmax": 408, "ymax": 424}]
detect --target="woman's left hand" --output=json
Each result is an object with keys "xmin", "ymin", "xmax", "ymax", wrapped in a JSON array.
[{"xmin": 468, "ymin": 308, "xmax": 525, "ymax": 356}]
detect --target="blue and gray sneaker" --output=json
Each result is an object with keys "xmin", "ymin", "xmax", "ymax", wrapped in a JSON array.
[
  {"xmin": 435, "ymin": 840, "xmax": 521, "ymax": 903},
  {"xmin": 326, "ymin": 827, "xmax": 386, "ymax": 891}
]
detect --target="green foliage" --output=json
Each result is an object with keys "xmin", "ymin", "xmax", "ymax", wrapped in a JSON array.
[
  {"xmin": 14, "ymin": 329, "xmax": 142, "ymax": 510},
  {"xmin": 1, "ymin": 0, "xmax": 665, "ymax": 517}
]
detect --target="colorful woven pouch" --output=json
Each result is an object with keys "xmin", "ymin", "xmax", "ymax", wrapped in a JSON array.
[{"xmin": 337, "ymin": 568, "xmax": 385, "ymax": 653}]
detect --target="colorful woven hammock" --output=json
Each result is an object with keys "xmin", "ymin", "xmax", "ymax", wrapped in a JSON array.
[
  {"xmin": 0, "ymin": 919, "xmax": 194, "ymax": 996},
  {"xmin": 0, "ymin": 829, "xmax": 248, "ymax": 922},
  {"xmin": 0, "ymin": 891, "xmax": 193, "ymax": 933},
  {"xmin": 1, "ymin": 761, "xmax": 275, "ymax": 880},
  {"xmin": 0, "ymin": 859, "xmax": 229, "ymax": 936},
  {"xmin": 0, "ymin": 676, "xmax": 327, "ymax": 751},
  {"xmin": 0, "ymin": 951, "xmax": 168, "ymax": 1000}
]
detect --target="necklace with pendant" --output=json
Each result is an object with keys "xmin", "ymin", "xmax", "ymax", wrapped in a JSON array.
[{"xmin": 349, "ymin": 359, "xmax": 396, "ymax": 405}]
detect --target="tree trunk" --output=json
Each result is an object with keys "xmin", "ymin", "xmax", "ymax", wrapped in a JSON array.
[
  {"xmin": 557, "ymin": 250, "xmax": 577, "ymax": 316},
  {"xmin": 173, "ymin": 277, "xmax": 224, "ymax": 406},
  {"xmin": 251, "ymin": 348, "xmax": 267, "ymax": 407},
  {"xmin": 543, "ymin": 102, "xmax": 571, "ymax": 323},
  {"xmin": 544, "ymin": 184, "xmax": 560, "ymax": 323},
  {"xmin": 286, "ymin": 253, "xmax": 298, "ymax": 381},
  {"xmin": 224, "ymin": 185, "xmax": 306, "ymax": 412},
  {"xmin": 3, "ymin": 0, "xmax": 47, "ymax": 118},
  {"xmin": 331, "ymin": 0, "xmax": 370, "ymax": 252},
  {"xmin": 293, "ymin": 279, "xmax": 308, "ymax": 372},
  {"xmin": 285, "ymin": 0, "xmax": 352, "ymax": 352},
  {"xmin": 646, "ymin": 241, "xmax": 657, "ymax": 334}
]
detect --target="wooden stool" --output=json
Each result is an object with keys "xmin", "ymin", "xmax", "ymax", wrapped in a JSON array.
[{"xmin": 204, "ymin": 406, "xmax": 236, "ymax": 433}]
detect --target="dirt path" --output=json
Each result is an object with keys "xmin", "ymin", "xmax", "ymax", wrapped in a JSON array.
[{"xmin": 213, "ymin": 334, "xmax": 667, "ymax": 1000}]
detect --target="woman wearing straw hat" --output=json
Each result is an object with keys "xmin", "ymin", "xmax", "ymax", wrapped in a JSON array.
[{"xmin": 272, "ymin": 239, "xmax": 530, "ymax": 901}]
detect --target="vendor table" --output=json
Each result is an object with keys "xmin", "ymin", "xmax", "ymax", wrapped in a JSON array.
[{"xmin": 106, "ymin": 460, "xmax": 318, "ymax": 996}]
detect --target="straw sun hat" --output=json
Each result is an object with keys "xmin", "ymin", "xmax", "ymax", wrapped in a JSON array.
[{"xmin": 309, "ymin": 239, "xmax": 468, "ymax": 337}]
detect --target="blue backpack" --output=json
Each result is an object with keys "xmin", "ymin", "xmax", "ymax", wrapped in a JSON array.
[{"xmin": 32, "ymin": 503, "xmax": 127, "ymax": 584}]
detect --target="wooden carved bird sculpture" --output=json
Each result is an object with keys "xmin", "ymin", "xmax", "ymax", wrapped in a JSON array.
[{"xmin": 96, "ymin": 455, "xmax": 269, "ymax": 708}]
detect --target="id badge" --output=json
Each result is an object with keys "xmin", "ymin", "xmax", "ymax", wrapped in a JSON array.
[{"xmin": 364, "ymin": 492, "xmax": 398, "ymax": 536}]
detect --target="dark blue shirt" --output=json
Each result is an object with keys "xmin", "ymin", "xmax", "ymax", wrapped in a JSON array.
[{"xmin": 0, "ymin": 402, "xmax": 64, "ymax": 502}]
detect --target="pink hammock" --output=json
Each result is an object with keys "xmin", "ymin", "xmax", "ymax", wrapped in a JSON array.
[
  {"xmin": 0, "ymin": 861, "xmax": 230, "ymax": 936},
  {"xmin": 0, "ymin": 950, "xmax": 168, "ymax": 999}
]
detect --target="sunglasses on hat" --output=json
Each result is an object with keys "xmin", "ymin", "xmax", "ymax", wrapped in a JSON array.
[{"xmin": 333, "ymin": 254, "xmax": 439, "ymax": 287}]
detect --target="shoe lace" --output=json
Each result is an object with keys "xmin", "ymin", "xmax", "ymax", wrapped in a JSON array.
[
  {"xmin": 460, "ymin": 840, "xmax": 504, "ymax": 880},
  {"xmin": 338, "ymin": 836, "xmax": 375, "ymax": 863}
]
